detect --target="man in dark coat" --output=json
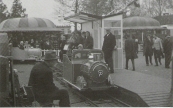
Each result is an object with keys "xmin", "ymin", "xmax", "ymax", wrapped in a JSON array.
[
  {"xmin": 83, "ymin": 31, "xmax": 93, "ymax": 49},
  {"xmin": 163, "ymin": 35, "xmax": 173, "ymax": 68},
  {"xmin": 125, "ymin": 34, "xmax": 136, "ymax": 71},
  {"xmin": 28, "ymin": 51, "xmax": 70, "ymax": 107},
  {"xmin": 102, "ymin": 28, "xmax": 116, "ymax": 73},
  {"xmin": 143, "ymin": 34, "xmax": 153, "ymax": 66}
]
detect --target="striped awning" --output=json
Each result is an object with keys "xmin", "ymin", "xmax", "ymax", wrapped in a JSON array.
[{"xmin": 0, "ymin": 17, "xmax": 60, "ymax": 32}]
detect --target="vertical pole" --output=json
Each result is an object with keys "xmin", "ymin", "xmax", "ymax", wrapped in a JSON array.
[
  {"xmin": 142, "ymin": 32, "xmax": 143, "ymax": 42},
  {"xmin": 75, "ymin": 0, "xmax": 78, "ymax": 31}
]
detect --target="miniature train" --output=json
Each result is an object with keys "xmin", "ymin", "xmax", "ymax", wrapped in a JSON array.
[{"xmin": 63, "ymin": 49, "xmax": 112, "ymax": 91}]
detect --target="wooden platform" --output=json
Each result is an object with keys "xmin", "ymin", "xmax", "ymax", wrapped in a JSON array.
[{"xmin": 110, "ymin": 69, "xmax": 171, "ymax": 107}]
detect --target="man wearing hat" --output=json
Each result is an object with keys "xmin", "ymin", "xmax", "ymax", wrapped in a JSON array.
[
  {"xmin": 102, "ymin": 28, "xmax": 116, "ymax": 73},
  {"xmin": 143, "ymin": 34, "xmax": 153, "ymax": 66},
  {"xmin": 28, "ymin": 51, "xmax": 70, "ymax": 107}
]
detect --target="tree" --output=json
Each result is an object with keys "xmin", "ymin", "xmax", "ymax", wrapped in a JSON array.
[
  {"xmin": 54, "ymin": 0, "xmax": 142, "ymax": 16},
  {"xmin": 10, "ymin": 0, "xmax": 26, "ymax": 18},
  {"xmin": 141, "ymin": 0, "xmax": 169, "ymax": 17},
  {"xmin": 0, "ymin": 1, "xmax": 9, "ymax": 23}
]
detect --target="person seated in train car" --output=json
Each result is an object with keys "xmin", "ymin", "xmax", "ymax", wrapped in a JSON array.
[
  {"xmin": 24, "ymin": 41, "xmax": 30, "ymax": 49},
  {"xmin": 35, "ymin": 40, "xmax": 40, "ymax": 48},
  {"xmin": 12, "ymin": 36, "xmax": 18, "ymax": 47},
  {"xmin": 78, "ymin": 44, "xmax": 83, "ymax": 50},
  {"xmin": 39, "ymin": 37, "xmax": 44, "ymax": 49},
  {"xmin": 73, "ymin": 31, "xmax": 83, "ymax": 49},
  {"xmin": 43, "ymin": 39, "xmax": 53, "ymax": 50},
  {"xmin": 83, "ymin": 31, "xmax": 93, "ymax": 49},
  {"xmin": 28, "ymin": 51, "xmax": 70, "ymax": 107},
  {"xmin": 74, "ymin": 44, "xmax": 84, "ymax": 59},
  {"xmin": 18, "ymin": 41, "xmax": 24, "ymax": 50},
  {"xmin": 29, "ymin": 38, "xmax": 35, "ymax": 48}
]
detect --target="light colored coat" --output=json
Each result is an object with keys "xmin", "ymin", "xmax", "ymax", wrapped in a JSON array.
[{"xmin": 153, "ymin": 37, "xmax": 163, "ymax": 50}]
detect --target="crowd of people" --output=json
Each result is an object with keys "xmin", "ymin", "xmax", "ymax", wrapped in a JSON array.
[
  {"xmin": 125, "ymin": 32, "xmax": 173, "ymax": 70},
  {"xmin": 143, "ymin": 33, "xmax": 173, "ymax": 69},
  {"xmin": 9, "ymin": 33, "xmax": 60, "ymax": 50},
  {"xmin": 59, "ymin": 30, "xmax": 94, "ymax": 61}
]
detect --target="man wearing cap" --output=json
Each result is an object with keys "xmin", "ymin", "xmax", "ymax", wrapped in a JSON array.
[
  {"xmin": 28, "ymin": 51, "xmax": 70, "ymax": 107},
  {"xmin": 102, "ymin": 28, "xmax": 116, "ymax": 73}
]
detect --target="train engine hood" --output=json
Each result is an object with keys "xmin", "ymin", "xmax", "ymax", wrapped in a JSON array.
[{"xmin": 81, "ymin": 60, "xmax": 109, "ymax": 83}]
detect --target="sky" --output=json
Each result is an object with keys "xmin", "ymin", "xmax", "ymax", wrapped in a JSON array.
[
  {"xmin": 2, "ymin": 0, "xmax": 70, "ymax": 26},
  {"xmin": 2, "ymin": 0, "xmax": 143, "ymax": 27}
]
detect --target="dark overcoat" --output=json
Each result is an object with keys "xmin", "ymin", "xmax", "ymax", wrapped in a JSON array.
[
  {"xmin": 143, "ymin": 37, "xmax": 153, "ymax": 56},
  {"xmin": 102, "ymin": 33, "xmax": 116, "ymax": 58},
  {"xmin": 28, "ymin": 62, "xmax": 58, "ymax": 102},
  {"xmin": 163, "ymin": 36, "xmax": 173, "ymax": 54},
  {"xmin": 125, "ymin": 38, "xmax": 136, "ymax": 59},
  {"xmin": 83, "ymin": 35, "xmax": 93, "ymax": 49}
]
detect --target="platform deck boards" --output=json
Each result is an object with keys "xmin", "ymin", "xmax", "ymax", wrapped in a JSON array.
[{"xmin": 110, "ymin": 69, "xmax": 171, "ymax": 107}]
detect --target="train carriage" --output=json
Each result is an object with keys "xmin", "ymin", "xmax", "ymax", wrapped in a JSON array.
[{"xmin": 0, "ymin": 17, "xmax": 61, "ymax": 61}]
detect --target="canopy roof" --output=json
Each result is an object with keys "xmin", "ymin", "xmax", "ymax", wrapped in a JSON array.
[
  {"xmin": 64, "ymin": 12, "xmax": 102, "ymax": 23},
  {"xmin": 0, "ymin": 17, "xmax": 61, "ymax": 32},
  {"xmin": 116, "ymin": 16, "xmax": 162, "ymax": 29}
]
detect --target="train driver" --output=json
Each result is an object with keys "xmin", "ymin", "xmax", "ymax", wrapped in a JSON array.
[
  {"xmin": 28, "ymin": 51, "xmax": 70, "ymax": 107},
  {"xmin": 18, "ymin": 41, "xmax": 24, "ymax": 50}
]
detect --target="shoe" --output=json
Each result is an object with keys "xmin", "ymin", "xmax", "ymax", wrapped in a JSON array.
[
  {"xmin": 155, "ymin": 64, "xmax": 158, "ymax": 66},
  {"xmin": 150, "ymin": 63, "xmax": 153, "ymax": 65},
  {"xmin": 125, "ymin": 68, "xmax": 128, "ymax": 70},
  {"xmin": 132, "ymin": 69, "xmax": 135, "ymax": 71},
  {"xmin": 160, "ymin": 62, "xmax": 162, "ymax": 65},
  {"xmin": 146, "ymin": 64, "xmax": 149, "ymax": 66}
]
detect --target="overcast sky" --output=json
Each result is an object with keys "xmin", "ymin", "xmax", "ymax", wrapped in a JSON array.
[{"xmin": 2, "ymin": 0, "xmax": 67, "ymax": 25}]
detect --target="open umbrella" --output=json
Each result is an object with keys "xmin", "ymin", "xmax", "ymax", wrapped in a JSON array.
[
  {"xmin": 0, "ymin": 17, "xmax": 59, "ymax": 32},
  {"xmin": 116, "ymin": 16, "xmax": 162, "ymax": 29}
]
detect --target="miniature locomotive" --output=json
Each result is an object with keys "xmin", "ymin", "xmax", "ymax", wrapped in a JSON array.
[{"xmin": 63, "ymin": 49, "xmax": 112, "ymax": 91}]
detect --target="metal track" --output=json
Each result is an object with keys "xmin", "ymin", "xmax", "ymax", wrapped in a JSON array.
[
  {"xmin": 53, "ymin": 75, "xmax": 130, "ymax": 107},
  {"xmin": 103, "ymin": 92, "xmax": 131, "ymax": 107}
]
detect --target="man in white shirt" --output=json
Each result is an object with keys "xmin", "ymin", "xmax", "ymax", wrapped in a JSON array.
[{"xmin": 153, "ymin": 34, "xmax": 163, "ymax": 66}]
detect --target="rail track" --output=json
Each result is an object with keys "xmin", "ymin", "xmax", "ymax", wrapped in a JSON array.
[{"xmin": 53, "ymin": 73, "xmax": 131, "ymax": 107}]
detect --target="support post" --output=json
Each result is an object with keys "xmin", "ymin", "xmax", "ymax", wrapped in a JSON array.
[
  {"xmin": 74, "ymin": 0, "xmax": 78, "ymax": 31},
  {"xmin": 142, "ymin": 32, "xmax": 143, "ymax": 42}
]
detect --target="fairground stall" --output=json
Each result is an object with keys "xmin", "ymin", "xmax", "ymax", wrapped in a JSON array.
[
  {"xmin": 64, "ymin": 12, "xmax": 123, "ymax": 70},
  {"xmin": 0, "ymin": 17, "xmax": 62, "ymax": 61}
]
